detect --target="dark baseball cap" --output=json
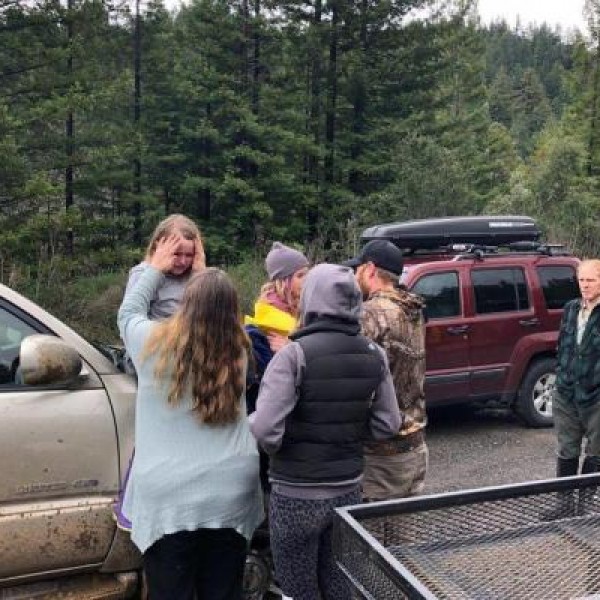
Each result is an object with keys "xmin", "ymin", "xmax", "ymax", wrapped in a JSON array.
[{"xmin": 344, "ymin": 240, "xmax": 404, "ymax": 276}]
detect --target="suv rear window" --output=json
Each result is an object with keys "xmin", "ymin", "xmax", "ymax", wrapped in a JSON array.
[
  {"xmin": 411, "ymin": 272, "xmax": 460, "ymax": 319},
  {"xmin": 472, "ymin": 268, "xmax": 529, "ymax": 314},
  {"xmin": 536, "ymin": 265, "xmax": 579, "ymax": 309}
]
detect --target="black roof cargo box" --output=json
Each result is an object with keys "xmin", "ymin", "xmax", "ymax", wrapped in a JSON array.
[{"xmin": 361, "ymin": 215, "xmax": 540, "ymax": 250}]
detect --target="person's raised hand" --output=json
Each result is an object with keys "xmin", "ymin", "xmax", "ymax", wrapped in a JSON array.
[
  {"xmin": 192, "ymin": 239, "xmax": 206, "ymax": 272},
  {"xmin": 149, "ymin": 234, "xmax": 182, "ymax": 273}
]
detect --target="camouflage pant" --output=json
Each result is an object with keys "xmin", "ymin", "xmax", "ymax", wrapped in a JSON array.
[{"xmin": 362, "ymin": 442, "xmax": 428, "ymax": 501}]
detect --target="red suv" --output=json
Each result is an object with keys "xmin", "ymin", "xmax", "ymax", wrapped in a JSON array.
[{"xmin": 361, "ymin": 216, "xmax": 580, "ymax": 427}]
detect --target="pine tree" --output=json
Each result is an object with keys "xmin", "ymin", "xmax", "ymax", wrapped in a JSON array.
[
  {"xmin": 512, "ymin": 68, "xmax": 554, "ymax": 156},
  {"xmin": 488, "ymin": 66, "xmax": 516, "ymax": 128}
]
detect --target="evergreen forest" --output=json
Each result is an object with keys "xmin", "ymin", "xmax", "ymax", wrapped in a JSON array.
[{"xmin": 1, "ymin": 0, "xmax": 600, "ymax": 338}]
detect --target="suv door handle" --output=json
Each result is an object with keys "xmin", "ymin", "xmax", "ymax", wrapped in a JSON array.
[
  {"xmin": 519, "ymin": 317, "xmax": 540, "ymax": 327},
  {"xmin": 446, "ymin": 325, "xmax": 470, "ymax": 335}
]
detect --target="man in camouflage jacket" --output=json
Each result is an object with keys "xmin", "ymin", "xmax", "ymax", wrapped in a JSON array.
[{"xmin": 345, "ymin": 240, "xmax": 428, "ymax": 500}]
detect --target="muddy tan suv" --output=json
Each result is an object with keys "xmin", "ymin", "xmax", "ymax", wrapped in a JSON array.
[{"xmin": 0, "ymin": 283, "xmax": 140, "ymax": 598}]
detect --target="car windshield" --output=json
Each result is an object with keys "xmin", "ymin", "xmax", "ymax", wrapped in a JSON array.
[
  {"xmin": 91, "ymin": 341, "xmax": 128, "ymax": 373},
  {"xmin": 400, "ymin": 266, "xmax": 413, "ymax": 285}
]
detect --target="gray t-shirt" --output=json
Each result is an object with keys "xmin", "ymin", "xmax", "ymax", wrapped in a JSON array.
[{"xmin": 126, "ymin": 261, "xmax": 190, "ymax": 320}]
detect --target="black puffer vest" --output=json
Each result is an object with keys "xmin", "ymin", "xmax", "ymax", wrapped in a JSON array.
[{"xmin": 270, "ymin": 318, "xmax": 382, "ymax": 484}]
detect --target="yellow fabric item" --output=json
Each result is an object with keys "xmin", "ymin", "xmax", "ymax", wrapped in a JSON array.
[{"xmin": 244, "ymin": 301, "xmax": 297, "ymax": 336}]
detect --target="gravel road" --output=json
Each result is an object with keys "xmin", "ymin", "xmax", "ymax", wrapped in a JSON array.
[{"xmin": 423, "ymin": 405, "xmax": 558, "ymax": 495}]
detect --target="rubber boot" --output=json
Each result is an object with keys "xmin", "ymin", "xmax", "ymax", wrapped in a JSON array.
[
  {"xmin": 540, "ymin": 457, "xmax": 579, "ymax": 521},
  {"xmin": 578, "ymin": 456, "xmax": 600, "ymax": 516}
]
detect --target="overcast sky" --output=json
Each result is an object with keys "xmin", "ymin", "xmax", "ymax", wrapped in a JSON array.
[
  {"xmin": 477, "ymin": 0, "xmax": 586, "ymax": 33},
  {"xmin": 162, "ymin": 0, "xmax": 588, "ymax": 35}
]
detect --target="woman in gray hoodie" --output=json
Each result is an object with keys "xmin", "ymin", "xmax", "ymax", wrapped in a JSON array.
[{"xmin": 250, "ymin": 263, "xmax": 401, "ymax": 600}]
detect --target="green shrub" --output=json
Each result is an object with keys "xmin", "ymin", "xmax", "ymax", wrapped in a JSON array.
[
  {"xmin": 224, "ymin": 257, "xmax": 264, "ymax": 316},
  {"xmin": 15, "ymin": 270, "xmax": 128, "ymax": 344}
]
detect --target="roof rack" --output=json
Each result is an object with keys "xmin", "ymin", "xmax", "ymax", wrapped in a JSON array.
[{"xmin": 449, "ymin": 241, "xmax": 571, "ymax": 260}]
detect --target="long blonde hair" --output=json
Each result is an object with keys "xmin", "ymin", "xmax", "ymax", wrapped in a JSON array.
[
  {"xmin": 259, "ymin": 278, "xmax": 296, "ymax": 315},
  {"xmin": 145, "ymin": 214, "xmax": 206, "ymax": 271},
  {"xmin": 143, "ymin": 268, "xmax": 250, "ymax": 425}
]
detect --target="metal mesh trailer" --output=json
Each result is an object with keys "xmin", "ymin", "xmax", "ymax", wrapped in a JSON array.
[{"xmin": 334, "ymin": 474, "xmax": 600, "ymax": 599}]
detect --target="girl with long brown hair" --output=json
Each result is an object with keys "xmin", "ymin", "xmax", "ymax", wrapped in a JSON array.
[{"xmin": 118, "ymin": 235, "xmax": 263, "ymax": 600}]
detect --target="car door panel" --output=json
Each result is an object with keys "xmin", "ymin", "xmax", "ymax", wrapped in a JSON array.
[
  {"xmin": 0, "ymin": 297, "xmax": 120, "ymax": 580},
  {"xmin": 410, "ymin": 269, "xmax": 470, "ymax": 403},
  {"xmin": 0, "ymin": 384, "xmax": 119, "ymax": 579},
  {"xmin": 468, "ymin": 267, "xmax": 533, "ymax": 398},
  {"xmin": 1, "ymin": 497, "xmax": 116, "ymax": 578}
]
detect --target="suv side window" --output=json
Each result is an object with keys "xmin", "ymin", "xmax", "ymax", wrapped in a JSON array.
[
  {"xmin": 536, "ymin": 265, "xmax": 579, "ymax": 309},
  {"xmin": 411, "ymin": 272, "xmax": 460, "ymax": 319},
  {"xmin": 0, "ymin": 307, "xmax": 38, "ymax": 386},
  {"xmin": 472, "ymin": 268, "xmax": 529, "ymax": 314}
]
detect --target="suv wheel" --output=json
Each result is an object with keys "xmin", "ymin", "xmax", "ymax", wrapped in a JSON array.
[{"xmin": 515, "ymin": 358, "xmax": 556, "ymax": 428}]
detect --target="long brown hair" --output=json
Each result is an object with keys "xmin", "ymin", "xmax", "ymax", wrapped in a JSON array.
[
  {"xmin": 145, "ymin": 214, "xmax": 206, "ymax": 271},
  {"xmin": 142, "ymin": 268, "xmax": 250, "ymax": 425}
]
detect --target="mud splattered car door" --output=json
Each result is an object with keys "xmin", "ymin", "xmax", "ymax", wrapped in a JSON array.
[{"xmin": 0, "ymin": 302, "xmax": 119, "ymax": 581}]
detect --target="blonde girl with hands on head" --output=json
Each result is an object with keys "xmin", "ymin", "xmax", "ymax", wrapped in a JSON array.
[{"xmin": 115, "ymin": 214, "xmax": 205, "ymax": 530}]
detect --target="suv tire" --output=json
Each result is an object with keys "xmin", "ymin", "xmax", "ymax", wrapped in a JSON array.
[{"xmin": 515, "ymin": 357, "xmax": 556, "ymax": 428}]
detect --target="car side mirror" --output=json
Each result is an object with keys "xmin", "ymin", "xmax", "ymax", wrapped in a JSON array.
[{"xmin": 20, "ymin": 334, "xmax": 82, "ymax": 385}]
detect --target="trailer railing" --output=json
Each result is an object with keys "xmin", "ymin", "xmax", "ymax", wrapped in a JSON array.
[{"xmin": 334, "ymin": 474, "xmax": 600, "ymax": 599}]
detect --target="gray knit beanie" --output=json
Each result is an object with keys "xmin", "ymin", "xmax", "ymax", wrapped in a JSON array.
[{"xmin": 265, "ymin": 242, "xmax": 309, "ymax": 281}]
